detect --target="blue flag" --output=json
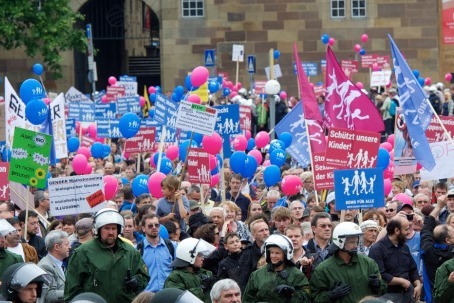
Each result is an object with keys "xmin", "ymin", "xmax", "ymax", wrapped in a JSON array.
[{"xmin": 389, "ymin": 35, "xmax": 435, "ymax": 171}]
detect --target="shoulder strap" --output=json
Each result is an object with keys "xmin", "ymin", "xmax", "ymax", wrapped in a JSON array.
[
  {"xmin": 137, "ymin": 240, "xmax": 144, "ymax": 256},
  {"xmin": 163, "ymin": 238, "xmax": 175, "ymax": 260}
]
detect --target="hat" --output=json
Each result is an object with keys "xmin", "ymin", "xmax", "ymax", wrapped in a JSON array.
[
  {"xmin": 75, "ymin": 218, "xmax": 94, "ymax": 235},
  {"xmin": 302, "ymin": 208, "xmax": 311, "ymax": 218},
  {"xmin": 412, "ymin": 180, "xmax": 420, "ymax": 188},
  {"xmin": 429, "ymin": 85, "xmax": 437, "ymax": 92},
  {"xmin": 189, "ymin": 200, "xmax": 201, "ymax": 211},
  {"xmin": 0, "ymin": 219, "xmax": 16, "ymax": 237},
  {"xmin": 448, "ymin": 189, "xmax": 454, "ymax": 197},
  {"xmin": 388, "ymin": 88, "xmax": 397, "ymax": 94},
  {"xmin": 360, "ymin": 220, "xmax": 379, "ymax": 231},
  {"xmin": 397, "ymin": 203, "xmax": 414, "ymax": 213},
  {"xmin": 188, "ymin": 212, "xmax": 209, "ymax": 229},
  {"xmin": 70, "ymin": 292, "xmax": 107, "ymax": 303},
  {"xmin": 326, "ymin": 192, "xmax": 336, "ymax": 204}
]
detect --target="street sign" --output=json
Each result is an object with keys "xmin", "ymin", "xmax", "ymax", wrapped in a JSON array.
[
  {"xmin": 247, "ymin": 55, "xmax": 256, "ymax": 74},
  {"xmin": 205, "ymin": 49, "xmax": 215, "ymax": 67}
]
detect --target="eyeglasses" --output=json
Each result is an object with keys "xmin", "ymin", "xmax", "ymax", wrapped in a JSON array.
[
  {"xmin": 292, "ymin": 207, "xmax": 303, "ymax": 210},
  {"xmin": 416, "ymin": 200, "xmax": 428, "ymax": 204},
  {"xmin": 318, "ymin": 224, "xmax": 332, "ymax": 229},
  {"xmin": 147, "ymin": 223, "xmax": 160, "ymax": 228},
  {"xmin": 385, "ymin": 208, "xmax": 395, "ymax": 213}
]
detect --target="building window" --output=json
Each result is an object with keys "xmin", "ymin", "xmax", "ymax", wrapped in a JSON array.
[
  {"xmin": 182, "ymin": 0, "xmax": 204, "ymax": 18},
  {"xmin": 352, "ymin": 0, "xmax": 366, "ymax": 18},
  {"xmin": 331, "ymin": 0, "xmax": 345, "ymax": 18}
]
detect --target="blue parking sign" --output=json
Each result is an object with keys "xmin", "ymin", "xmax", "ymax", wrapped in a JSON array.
[{"xmin": 205, "ymin": 49, "xmax": 215, "ymax": 67}]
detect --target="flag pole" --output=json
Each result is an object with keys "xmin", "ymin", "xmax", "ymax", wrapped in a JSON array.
[{"xmin": 424, "ymin": 102, "xmax": 454, "ymax": 147}]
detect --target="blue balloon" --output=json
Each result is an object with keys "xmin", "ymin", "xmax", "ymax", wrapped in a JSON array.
[
  {"xmin": 208, "ymin": 81, "xmax": 220, "ymax": 93},
  {"xmin": 153, "ymin": 152, "xmax": 164, "ymax": 165},
  {"xmin": 33, "ymin": 63, "xmax": 44, "ymax": 76},
  {"xmin": 44, "ymin": 171, "xmax": 52, "ymax": 189},
  {"xmin": 275, "ymin": 197, "xmax": 288, "ymax": 208},
  {"xmin": 102, "ymin": 144, "xmax": 111, "ymax": 158},
  {"xmin": 270, "ymin": 148, "xmax": 286, "ymax": 167},
  {"xmin": 413, "ymin": 69, "xmax": 420, "ymax": 79},
  {"xmin": 278, "ymin": 132, "xmax": 292, "ymax": 148},
  {"xmin": 211, "ymin": 165, "xmax": 219, "ymax": 175},
  {"xmin": 19, "ymin": 79, "xmax": 45, "ymax": 105},
  {"xmin": 359, "ymin": 48, "xmax": 366, "ymax": 55},
  {"xmin": 321, "ymin": 34, "xmax": 330, "ymax": 45},
  {"xmin": 159, "ymin": 157, "xmax": 173, "ymax": 174},
  {"xmin": 418, "ymin": 77, "xmax": 425, "ymax": 86},
  {"xmin": 377, "ymin": 147, "xmax": 390, "ymax": 169},
  {"xmin": 192, "ymin": 133, "xmax": 203, "ymax": 146},
  {"xmin": 155, "ymin": 86, "xmax": 162, "ymax": 93},
  {"xmin": 269, "ymin": 140, "xmax": 286, "ymax": 154},
  {"xmin": 91, "ymin": 142, "xmax": 104, "ymax": 159},
  {"xmin": 185, "ymin": 75, "xmax": 199, "ymax": 91},
  {"xmin": 159, "ymin": 225, "xmax": 169, "ymax": 239},
  {"xmin": 119, "ymin": 112, "xmax": 141, "ymax": 138},
  {"xmin": 274, "ymin": 50, "xmax": 281, "ymax": 60},
  {"xmin": 264, "ymin": 165, "xmax": 281, "ymax": 187},
  {"xmin": 171, "ymin": 93, "xmax": 181, "ymax": 102},
  {"xmin": 67, "ymin": 137, "xmax": 80, "ymax": 153},
  {"xmin": 174, "ymin": 85, "xmax": 184, "ymax": 96},
  {"xmin": 149, "ymin": 108, "xmax": 155, "ymax": 119},
  {"xmin": 25, "ymin": 99, "xmax": 48, "ymax": 125},
  {"xmin": 2, "ymin": 148, "xmax": 11, "ymax": 162},
  {"xmin": 247, "ymin": 138, "xmax": 256, "ymax": 151},
  {"xmin": 131, "ymin": 174, "xmax": 149, "ymax": 196},
  {"xmin": 179, "ymin": 140, "xmax": 197, "ymax": 162},
  {"xmin": 150, "ymin": 93, "xmax": 157, "ymax": 104},
  {"xmin": 241, "ymin": 155, "xmax": 258, "ymax": 178},
  {"xmin": 230, "ymin": 151, "xmax": 247, "ymax": 174},
  {"xmin": 223, "ymin": 88, "xmax": 231, "ymax": 97}
]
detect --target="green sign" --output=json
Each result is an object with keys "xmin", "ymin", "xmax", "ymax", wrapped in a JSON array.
[{"xmin": 8, "ymin": 128, "xmax": 51, "ymax": 188}]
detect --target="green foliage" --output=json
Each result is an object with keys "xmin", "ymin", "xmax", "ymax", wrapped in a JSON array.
[{"xmin": 0, "ymin": 0, "xmax": 87, "ymax": 78}]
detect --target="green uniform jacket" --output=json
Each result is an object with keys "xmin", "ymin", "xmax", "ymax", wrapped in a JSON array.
[
  {"xmin": 164, "ymin": 268, "xmax": 212, "ymax": 303},
  {"xmin": 310, "ymin": 253, "xmax": 387, "ymax": 303},
  {"xmin": 243, "ymin": 264, "xmax": 311, "ymax": 303},
  {"xmin": 64, "ymin": 238, "xmax": 149, "ymax": 303},
  {"xmin": 434, "ymin": 258, "xmax": 454, "ymax": 303},
  {"xmin": 0, "ymin": 249, "xmax": 23, "ymax": 282}
]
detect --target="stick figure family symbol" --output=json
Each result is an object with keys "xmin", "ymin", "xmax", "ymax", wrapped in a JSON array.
[{"xmin": 341, "ymin": 170, "xmax": 376, "ymax": 196}]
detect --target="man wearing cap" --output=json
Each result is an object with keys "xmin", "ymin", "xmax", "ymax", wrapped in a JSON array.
[
  {"xmin": 0, "ymin": 219, "xmax": 23, "ymax": 280},
  {"xmin": 429, "ymin": 85, "xmax": 442, "ymax": 114},
  {"xmin": 438, "ymin": 189, "xmax": 454, "ymax": 224},
  {"xmin": 326, "ymin": 192, "xmax": 340, "ymax": 222},
  {"xmin": 70, "ymin": 218, "xmax": 95, "ymax": 254},
  {"xmin": 359, "ymin": 220, "xmax": 379, "ymax": 256}
]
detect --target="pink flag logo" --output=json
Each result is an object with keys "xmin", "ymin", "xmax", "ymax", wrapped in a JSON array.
[{"xmin": 325, "ymin": 46, "xmax": 384, "ymax": 133}]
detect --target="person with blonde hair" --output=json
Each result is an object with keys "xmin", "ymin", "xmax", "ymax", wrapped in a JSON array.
[{"xmin": 219, "ymin": 201, "xmax": 251, "ymax": 242}]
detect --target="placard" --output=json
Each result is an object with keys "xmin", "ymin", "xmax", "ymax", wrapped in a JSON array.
[
  {"xmin": 0, "ymin": 162, "xmax": 10, "ymax": 201},
  {"xmin": 187, "ymin": 148, "xmax": 211, "ymax": 185},
  {"xmin": 175, "ymin": 101, "xmax": 217, "ymax": 136},
  {"xmin": 124, "ymin": 127, "xmax": 156, "ymax": 153}
]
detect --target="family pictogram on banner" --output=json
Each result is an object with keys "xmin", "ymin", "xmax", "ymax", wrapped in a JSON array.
[{"xmin": 342, "ymin": 170, "xmax": 377, "ymax": 196}]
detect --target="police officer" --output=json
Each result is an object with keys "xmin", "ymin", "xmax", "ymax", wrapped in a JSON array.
[
  {"xmin": 243, "ymin": 234, "xmax": 311, "ymax": 303},
  {"xmin": 310, "ymin": 222, "xmax": 386, "ymax": 303},
  {"xmin": 64, "ymin": 208, "xmax": 149, "ymax": 303}
]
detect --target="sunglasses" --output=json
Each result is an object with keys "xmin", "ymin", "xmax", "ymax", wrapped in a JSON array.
[
  {"xmin": 147, "ymin": 223, "xmax": 160, "ymax": 228},
  {"xmin": 385, "ymin": 208, "xmax": 395, "ymax": 213},
  {"xmin": 318, "ymin": 224, "xmax": 332, "ymax": 229}
]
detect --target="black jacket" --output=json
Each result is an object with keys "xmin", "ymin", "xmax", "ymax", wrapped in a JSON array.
[
  {"xmin": 218, "ymin": 251, "xmax": 242, "ymax": 282},
  {"xmin": 238, "ymin": 241, "xmax": 263, "ymax": 292}
]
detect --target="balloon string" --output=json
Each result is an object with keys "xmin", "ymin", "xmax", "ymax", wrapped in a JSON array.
[{"xmin": 39, "ymin": 75, "xmax": 49, "ymax": 99}]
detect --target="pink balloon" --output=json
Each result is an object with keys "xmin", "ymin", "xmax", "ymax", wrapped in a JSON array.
[
  {"xmin": 416, "ymin": 162, "xmax": 422, "ymax": 171},
  {"xmin": 209, "ymin": 154, "xmax": 217, "ymax": 170},
  {"xmin": 72, "ymin": 154, "xmax": 88, "ymax": 175},
  {"xmin": 148, "ymin": 86, "xmax": 156, "ymax": 94},
  {"xmin": 101, "ymin": 95, "xmax": 108, "ymax": 104},
  {"xmin": 328, "ymin": 37, "xmax": 335, "ymax": 46},
  {"xmin": 384, "ymin": 178, "xmax": 392, "ymax": 196},
  {"xmin": 380, "ymin": 142, "xmax": 393, "ymax": 152},
  {"xmin": 425, "ymin": 77, "xmax": 432, "ymax": 85},
  {"xmin": 103, "ymin": 175, "xmax": 118, "ymax": 200},
  {"xmin": 384, "ymin": 164, "xmax": 394, "ymax": 179},
  {"xmin": 233, "ymin": 135, "xmax": 248, "ymax": 151},
  {"xmin": 43, "ymin": 98, "xmax": 51, "ymax": 105},
  {"xmin": 77, "ymin": 146, "xmax": 91, "ymax": 160},
  {"xmin": 255, "ymin": 131, "xmax": 270, "ymax": 148},
  {"xmin": 354, "ymin": 44, "xmax": 362, "ymax": 52},
  {"xmin": 309, "ymin": 82, "xmax": 314, "ymax": 88},
  {"xmin": 445, "ymin": 73, "xmax": 453, "ymax": 82},
  {"xmin": 139, "ymin": 96, "xmax": 146, "ymax": 107},
  {"xmin": 82, "ymin": 126, "xmax": 89, "ymax": 135},
  {"xmin": 230, "ymin": 91, "xmax": 238, "ymax": 98},
  {"xmin": 279, "ymin": 91, "xmax": 288, "ymax": 99},
  {"xmin": 262, "ymin": 160, "xmax": 271, "ymax": 167},
  {"xmin": 232, "ymin": 85, "xmax": 239, "ymax": 92},
  {"xmin": 210, "ymin": 174, "xmax": 220, "ymax": 187},
  {"xmin": 394, "ymin": 193, "xmax": 412, "ymax": 205},
  {"xmin": 245, "ymin": 130, "xmax": 252, "ymax": 140},
  {"xmin": 227, "ymin": 81, "xmax": 234, "ymax": 89},
  {"xmin": 361, "ymin": 34, "xmax": 369, "ymax": 43},
  {"xmin": 222, "ymin": 80, "xmax": 228, "ymax": 88},
  {"xmin": 187, "ymin": 94, "xmax": 201, "ymax": 104},
  {"xmin": 190, "ymin": 66, "xmax": 210, "ymax": 87},
  {"xmin": 84, "ymin": 163, "xmax": 92, "ymax": 175},
  {"xmin": 236, "ymin": 82, "xmax": 242, "ymax": 89},
  {"xmin": 372, "ymin": 63, "xmax": 380, "ymax": 71},
  {"xmin": 386, "ymin": 134, "xmax": 395, "ymax": 146},
  {"xmin": 150, "ymin": 152, "xmax": 158, "ymax": 168},
  {"xmin": 124, "ymin": 152, "xmax": 130, "ymax": 159},
  {"xmin": 281, "ymin": 175, "xmax": 303, "ymax": 196},
  {"xmin": 389, "ymin": 149, "xmax": 394, "ymax": 161},
  {"xmin": 356, "ymin": 82, "xmax": 364, "ymax": 89},
  {"xmin": 148, "ymin": 172, "xmax": 166, "ymax": 198},
  {"xmin": 202, "ymin": 133, "xmax": 223, "ymax": 155},
  {"xmin": 76, "ymin": 122, "xmax": 81, "ymax": 134},
  {"xmin": 87, "ymin": 124, "xmax": 97, "ymax": 138},
  {"xmin": 108, "ymin": 76, "xmax": 117, "ymax": 86},
  {"xmin": 166, "ymin": 145, "xmax": 179, "ymax": 161},
  {"xmin": 248, "ymin": 149, "xmax": 263, "ymax": 165}
]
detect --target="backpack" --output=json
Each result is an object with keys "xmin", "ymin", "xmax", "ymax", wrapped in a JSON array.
[
  {"xmin": 389, "ymin": 98, "xmax": 398, "ymax": 116},
  {"xmin": 136, "ymin": 238, "xmax": 175, "ymax": 260}
]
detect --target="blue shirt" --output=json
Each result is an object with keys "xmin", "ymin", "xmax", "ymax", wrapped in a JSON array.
[{"xmin": 143, "ymin": 237, "xmax": 176, "ymax": 293}]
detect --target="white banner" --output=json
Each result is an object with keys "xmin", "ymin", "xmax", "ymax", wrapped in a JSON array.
[
  {"xmin": 49, "ymin": 93, "xmax": 68, "ymax": 159},
  {"xmin": 175, "ymin": 101, "xmax": 218, "ymax": 136},
  {"xmin": 370, "ymin": 70, "xmax": 392, "ymax": 87},
  {"xmin": 420, "ymin": 140, "xmax": 454, "ymax": 181},
  {"xmin": 65, "ymin": 86, "xmax": 92, "ymax": 103}
]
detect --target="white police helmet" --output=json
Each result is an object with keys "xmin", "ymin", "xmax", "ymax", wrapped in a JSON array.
[
  {"xmin": 332, "ymin": 222, "xmax": 363, "ymax": 250},
  {"xmin": 264, "ymin": 234, "xmax": 294, "ymax": 262},
  {"xmin": 94, "ymin": 208, "xmax": 124, "ymax": 234}
]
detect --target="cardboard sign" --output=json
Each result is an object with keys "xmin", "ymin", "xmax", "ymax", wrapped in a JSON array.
[
  {"xmin": 116, "ymin": 80, "xmax": 138, "ymax": 97},
  {"xmin": 370, "ymin": 70, "xmax": 393, "ymax": 87},
  {"xmin": 239, "ymin": 105, "xmax": 252, "ymax": 131},
  {"xmin": 254, "ymin": 81, "xmax": 267, "ymax": 94},
  {"xmin": 187, "ymin": 148, "xmax": 211, "ymax": 185},
  {"xmin": 9, "ymin": 181, "xmax": 34, "ymax": 210},
  {"xmin": 154, "ymin": 93, "xmax": 179, "ymax": 128},
  {"xmin": 48, "ymin": 174, "xmax": 105, "ymax": 216},
  {"xmin": 175, "ymin": 101, "xmax": 218, "ymax": 136},
  {"xmin": 106, "ymin": 86, "xmax": 125, "ymax": 101},
  {"xmin": 420, "ymin": 140, "xmax": 454, "ymax": 181},
  {"xmin": 68, "ymin": 102, "xmax": 95, "ymax": 122},
  {"xmin": 86, "ymin": 189, "xmax": 105, "ymax": 208},
  {"xmin": 65, "ymin": 87, "xmax": 92, "ymax": 103},
  {"xmin": 213, "ymin": 104, "xmax": 241, "ymax": 136},
  {"xmin": 96, "ymin": 119, "xmax": 121, "ymax": 138},
  {"xmin": 0, "ymin": 162, "xmax": 10, "ymax": 201},
  {"xmin": 334, "ymin": 168, "xmax": 384, "ymax": 210},
  {"xmin": 117, "ymin": 96, "xmax": 140, "ymax": 115},
  {"xmin": 49, "ymin": 94, "xmax": 68, "ymax": 159},
  {"xmin": 341, "ymin": 60, "xmax": 359, "ymax": 74},
  {"xmin": 302, "ymin": 62, "xmax": 318, "ymax": 77},
  {"xmin": 232, "ymin": 44, "xmax": 244, "ymax": 62},
  {"xmin": 8, "ymin": 128, "xmax": 51, "ymax": 188},
  {"xmin": 312, "ymin": 152, "xmax": 334, "ymax": 190},
  {"xmin": 124, "ymin": 127, "xmax": 156, "ymax": 153},
  {"xmin": 325, "ymin": 128, "xmax": 381, "ymax": 169},
  {"xmin": 265, "ymin": 64, "xmax": 283, "ymax": 79}
]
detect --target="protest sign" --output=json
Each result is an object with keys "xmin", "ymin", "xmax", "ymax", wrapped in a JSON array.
[
  {"xmin": 239, "ymin": 105, "xmax": 252, "ymax": 132},
  {"xmin": 154, "ymin": 93, "xmax": 179, "ymax": 128},
  {"xmin": 325, "ymin": 128, "xmax": 380, "ymax": 169},
  {"xmin": 426, "ymin": 116, "xmax": 454, "ymax": 142},
  {"xmin": 8, "ymin": 128, "xmax": 51, "ymax": 188},
  {"xmin": 393, "ymin": 109, "xmax": 417, "ymax": 175},
  {"xmin": 117, "ymin": 96, "xmax": 140, "ymax": 115},
  {"xmin": 312, "ymin": 152, "xmax": 334, "ymax": 190},
  {"xmin": 48, "ymin": 174, "xmax": 105, "ymax": 216},
  {"xmin": 96, "ymin": 119, "xmax": 121, "ymax": 138},
  {"xmin": 187, "ymin": 148, "xmax": 211, "ymax": 185},
  {"xmin": 49, "ymin": 94, "xmax": 68, "ymax": 159},
  {"xmin": 95, "ymin": 102, "xmax": 117, "ymax": 119},
  {"xmin": 370, "ymin": 70, "xmax": 393, "ymax": 87},
  {"xmin": 106, "ymin": 86, "xmax": 125, "ymax": 102},
  {"xmin": 125, "ymin": 127, "xmax": 156, "ymax": 153},
  {"xmin": 214, "ymin": 104, "xmax": 241, "ymax": 158},
  {"xmin": 0, "ymin": 162, "xmax": 10, "ymax": 201},
  {"xmin": 420, "ymin": 140, "xmax": 454, "ymax": 181},
  {"xmin": 68, "ymin": 102, "xmax": 95, "ymax": 122},
  {"xmin": 116, "ymin": 80, "xmax": 138, "ymax": 97},
  {"xmin": 9, "ymin": 181, "xmax": 34, "ymax": 210},
  {"xmin": 65, "ymin": 87, "xmax": 92, "ymax": 103},
  {"xmin": 175, "ymin": 101, "xmax": 217, "ymax": 136},
  {"xmin": 334, "ymin": 168, "xmax": 384, "ymax": 210}
]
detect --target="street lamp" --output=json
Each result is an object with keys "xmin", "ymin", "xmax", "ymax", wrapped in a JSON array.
[{"xmin": 265, "ymin": 79, "xmax": 281, "ymax": 139}]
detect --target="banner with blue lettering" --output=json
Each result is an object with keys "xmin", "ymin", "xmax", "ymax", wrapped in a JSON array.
[
  {"xmin": 333, "ymin": 168, "xmax": 384, "ymax": 210},
  {"xmin": 142, "ymin": 119, "xmax": 177, "ymax": 143},
  {"xmin": 97, "ymin": 119, "xmax": 121, "ymax": 138},
  {"xmin": 93, "ymin": 90, "xmax": 105, "ymax": 104},
  {"xmin": 275, "ymin": 102, "xmax": 311, "ymax": 168}
]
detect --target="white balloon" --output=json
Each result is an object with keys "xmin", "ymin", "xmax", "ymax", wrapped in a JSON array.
[{"xmin": 265, "ymin": 79, "xmax": 281, "ymax": 95}]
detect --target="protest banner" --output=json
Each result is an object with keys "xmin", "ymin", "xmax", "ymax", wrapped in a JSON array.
[
  {"xmin": 154, "ymin": 93, "xmax": 179, "ymax": 128},
  {"xmin": 124, "ymin": 127, "xmax": 156, "ymax": 153},
  {"xmin": 8, "ymin": 128, "xmax": 51, "ymax": 188},
  {"xmin": 48, "ymin": 174, "xmax": 105, "ymax": 216},
  {"xmin": 49, "ymin": 94, "xmax": 68, "ymax": 159},
  {"xmin": 95, "ymin": 102, "xmax": 117, "ymax": 119},
  {"xmin": 213, "ymin": 104, "xmax": 241, "ymax": 158},
  {"xmin": 0, "ymin": 162, "xmax": 10, "ymax": 201},
  {"xmin": 117, "ymin": 96, "xmax": 140, "ymax": 114},
  {"xmin": 426, "ymin": 116, "xmax": 454, "ymax": 142},
  {"xmin": 187, "ymin": 148, "xmax": 211, "ymax": 185},
  {"xmin": 117, "ymin": 79, "xmax": 138, "ymax": 97},
  {"xmin": 420, "ymin": 140, "xmax": 454, "ymax": 181},
  {"xmin": 239, "ymin": 105, "xmax": 252, "ymax": 132},
  {"xmin": 325, "ymin": 127, "xmax": 381, "ymax": 169},
  {"xmin": 96, "ymin": 119, "xmax": 121, "ymax": 138},
  {"xmin": 312, "ymin": 152, "xmax": 334, "ymax": 190},
  {"xmin": 65, "ymin": 87, "xmax": 92, "ymax": 103},
  {"xmin": 334, "ymin": 168, "xmax": 384, "ymax": 210},
  {"xmin": 370, "ymin": 70, "xmax": 392, "ymax": 87},
  {"xmin": 68, "ymin": 102, "xmax": 95, "ymax": 122},
  {"xmin": 175, "ymin": 101, "xmax": 217, "ymax": 136},
  {"xmin": 106, "ymin": 86, "xmax": 125, "ymax": 102}
]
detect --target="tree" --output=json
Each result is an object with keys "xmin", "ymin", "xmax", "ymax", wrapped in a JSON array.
[{"xmin": 0, "ymin": 0, "xmax": 87, "ymax": 78}]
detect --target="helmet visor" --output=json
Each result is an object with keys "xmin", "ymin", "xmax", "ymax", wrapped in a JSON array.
[
  {"xmin": 176, "ymin": 290, "xmax": 204, "ymax": 303},
  {"xmin": 10, "ymin": 264, "xmax": 52, "ymax": 290}
]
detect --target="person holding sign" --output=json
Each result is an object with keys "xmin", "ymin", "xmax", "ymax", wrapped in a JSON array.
[{"xmin": 157, "ymin": 176, "xmax": 190, "ymax": 231}]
